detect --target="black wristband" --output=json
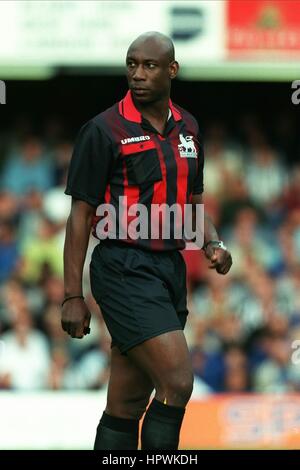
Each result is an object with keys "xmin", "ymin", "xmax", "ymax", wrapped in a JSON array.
[{"xmin": 61, "ymin": 295, "xmax": 84, "ymax": 307}]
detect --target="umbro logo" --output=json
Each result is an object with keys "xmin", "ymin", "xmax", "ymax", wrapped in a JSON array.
[{"xmin": 121, "ymin": 135, "xmax": 150, "ymax": 145}]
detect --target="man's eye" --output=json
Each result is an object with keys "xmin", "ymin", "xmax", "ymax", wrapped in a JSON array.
[
  {"xmin": 127, "ymin": 62, "xmax": 135, "ymax": 68},
  {"xmin": 147, "ymin": 64, "xmax": 156, "ymax": 69}
]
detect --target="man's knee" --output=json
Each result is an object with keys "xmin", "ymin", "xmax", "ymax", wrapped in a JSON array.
[
  {"xmin": 157, "ymin": 370, "xmax": 194, "ymax": 406},
  {"xmin": 127, "ymin": 331, "xmax": 194, "ymax": 407}
]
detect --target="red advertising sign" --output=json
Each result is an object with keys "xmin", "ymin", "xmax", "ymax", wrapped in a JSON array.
[{"xmin": 227, "ymin": 0, "xmax": 300, "ymax": 57}]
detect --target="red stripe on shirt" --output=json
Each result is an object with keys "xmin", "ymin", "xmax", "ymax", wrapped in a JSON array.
[
  {"xmin": 150, "ymin": 138, "xmax": 167, "ymax": 250},
  {"xmin": 122, "ymin": 159, "xmax": 140, "ymax": 243}
]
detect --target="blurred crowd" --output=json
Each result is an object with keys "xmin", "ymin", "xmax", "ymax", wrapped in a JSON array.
[{"xmin": 0, "ymin": 113, "xmax": 300, "ymax": 395}]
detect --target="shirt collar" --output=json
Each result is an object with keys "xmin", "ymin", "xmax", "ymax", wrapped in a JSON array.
[{"xmin": 118, "ymin": 90, "xmax": 182, "ymax": 123}]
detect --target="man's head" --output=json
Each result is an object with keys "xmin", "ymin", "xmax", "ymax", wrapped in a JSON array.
[{"xmin": 126, "ymin": 31, "xmax": 179, "ymax": 104}]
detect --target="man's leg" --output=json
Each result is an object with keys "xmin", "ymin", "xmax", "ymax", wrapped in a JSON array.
[
  {"xmin": 94, "ymin": 329, "xmax": 192, "ymax": 450},
  {"xmin": 94, "ymin": 346, "xmax": 154, "ymax": 450},
  {"xmin": 127, "ymin": 329, "xmax": 193, "ymax": 450}
]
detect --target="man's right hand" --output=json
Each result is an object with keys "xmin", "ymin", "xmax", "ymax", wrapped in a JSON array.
[{"xmin": 61, "ymin": 298, "xmax": 91, "ymax": 339}]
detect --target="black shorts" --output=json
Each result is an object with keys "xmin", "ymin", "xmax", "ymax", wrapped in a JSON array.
[{"xmin": 90, "ymin": 241, "xmax": 188, "ymax": 354}]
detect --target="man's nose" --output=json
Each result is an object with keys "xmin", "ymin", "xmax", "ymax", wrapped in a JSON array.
[{"xmin": 132, "ymin": 65, "xmax": 146, "ymax": 81}]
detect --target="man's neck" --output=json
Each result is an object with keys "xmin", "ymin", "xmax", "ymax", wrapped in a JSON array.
[{"xmin": 132, "ymin": 95, "xmax": 170, "ymax": 123}]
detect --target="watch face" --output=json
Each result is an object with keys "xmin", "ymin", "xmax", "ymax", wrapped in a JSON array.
[{"xmin": 218, "ymin": 241, "xmax": 227, "ymax": 250}]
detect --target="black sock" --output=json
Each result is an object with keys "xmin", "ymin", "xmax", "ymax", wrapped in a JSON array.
[
  {"xmin": 141, "ymin": 398, "xmax": 185, "ymax": 450},
  {"xmin": 94, "ymin": 411, "xmax": 139, "ymax": 450}
]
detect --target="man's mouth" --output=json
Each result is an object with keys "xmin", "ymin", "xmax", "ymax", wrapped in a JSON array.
[{"xmin": 132, "ymin": 87, "xmax": 149, "ymax": 94}]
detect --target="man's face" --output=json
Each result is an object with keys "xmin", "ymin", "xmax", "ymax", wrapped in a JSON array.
[{"xmin": 126, "ymin": 40, "xmax": 177, "ymax": 104}]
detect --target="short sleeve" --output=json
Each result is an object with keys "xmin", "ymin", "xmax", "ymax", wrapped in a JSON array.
[
  {"xmin": 193, "ymin": 135, "xmax": 204, "ymax": 194},
  {"xmin": 65, "ymin": 120, "xmax": 113, "ymax": 207}
]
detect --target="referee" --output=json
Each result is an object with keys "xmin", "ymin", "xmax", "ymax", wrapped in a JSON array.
[{"xmin": 62, "ymin": 31, "xmax": 232, "ymax": 450}]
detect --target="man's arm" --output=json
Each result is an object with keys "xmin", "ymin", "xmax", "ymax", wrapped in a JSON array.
[
  {"xmin": 191, "ymin": 194, "xmax": 232, "ymax": 275},
  {"xmin": 62, "ymin": 198, "xmax": 95, "ymax": 338}
]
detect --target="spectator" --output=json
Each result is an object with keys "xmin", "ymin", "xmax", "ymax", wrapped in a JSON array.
[
  {"xmin": 0, "ymin": 307, "xmax": 50, "ymax": 390},
  {"xmin": 1, "ymin": 136, "xmax": 54, "ymax": 195}
]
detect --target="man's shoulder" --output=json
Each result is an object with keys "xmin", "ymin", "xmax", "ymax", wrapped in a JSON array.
[
  {"xmin": 76, "ymin": 102, "xmax": 119, "ymax": 139},
  {"xmin": 89, "ymin": 102, "xmax": 119, "ymax": 129},
  {"xmin": 172, "ymin": 102, "xmax": 199, "ymax": 131}
]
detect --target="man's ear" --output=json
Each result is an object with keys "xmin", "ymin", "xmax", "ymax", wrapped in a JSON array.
[{"xmin": 169, "ymin": 61, "xmax": 179, "ymax": 80}]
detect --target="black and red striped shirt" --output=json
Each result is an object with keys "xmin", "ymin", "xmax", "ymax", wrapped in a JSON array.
[{"xmin": 65, "ymin": 90, "xmax": 204, "ymax": 251}]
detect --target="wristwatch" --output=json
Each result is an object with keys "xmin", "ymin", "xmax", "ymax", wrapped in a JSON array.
[{"xmin": 202, "ymin": 240, "xmax": 227, "ymax": 251}]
